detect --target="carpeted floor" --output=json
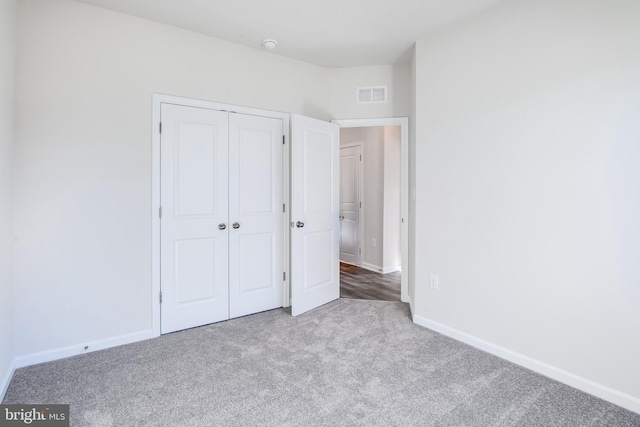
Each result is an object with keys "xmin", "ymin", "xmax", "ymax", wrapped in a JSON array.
[{"xmin": 4, "ymin": 299, "xmax": 639, "ymax": 426}]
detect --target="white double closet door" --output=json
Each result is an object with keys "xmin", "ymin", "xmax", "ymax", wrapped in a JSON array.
[{"xmin": 160, "ymin": 104, "xmax": 284, "ymax": 334}]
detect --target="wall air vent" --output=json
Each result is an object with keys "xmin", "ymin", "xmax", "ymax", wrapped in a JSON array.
[{"xmin": 357, "ymin": 86, "xmax": 388, "ymax": 104}]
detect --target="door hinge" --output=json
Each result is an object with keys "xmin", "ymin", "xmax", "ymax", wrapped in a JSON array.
[
  {"xmin": 360, "ymin": 201, "xmax": 362, "ymax": 208},
  {"xmin": 283, "ymin": 272, "xmax": 286, "ymax": 281},
  {"xmin": 359, "ymin": 248, "xmax": 362, "ymax": 255},
  {"xmin": 159, "ymin": 122, "xmax": 162, "ymax": 134},
  {"xmin": 283, "ymin": 135, "xmax": 285, "ymax": 145},
  {"xmin": 283, "ymin": 203, "xmax": 285, "ymax": 213},
  {"xmin": 159, "ymin": 292, "xmax": 162, "ymax": 304},
  {"xmin": 159, "ymin": 207, "xmax": 162, "ymax": 218},
  {"xmin": 360, "ymin": 155, "xmax": 362, "ymax": 161}
]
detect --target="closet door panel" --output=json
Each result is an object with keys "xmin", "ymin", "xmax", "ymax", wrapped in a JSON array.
[
  {"xmin": 160, "ymin": 104, "xmax": 229, "ymax": 334},
  {"xmin": 228, "ymin": 113, "xmax": 284, "ymax": 319}
]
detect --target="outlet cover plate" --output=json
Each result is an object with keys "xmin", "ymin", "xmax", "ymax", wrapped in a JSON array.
[{"xmin": 430, "ymin": 274, "xmax": 439, "ymax": 290}]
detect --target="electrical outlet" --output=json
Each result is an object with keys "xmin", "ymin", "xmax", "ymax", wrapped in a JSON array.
[
  {"xmin": 371, "ymin": 238, "xmax": 377, "ymax": 247},
  {"xmin": 429, "ymin": 274, "xmax": 439, "ymax": 290}
]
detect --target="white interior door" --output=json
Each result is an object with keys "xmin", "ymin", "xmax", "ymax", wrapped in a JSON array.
[
  {"xmin": 228, "ymin": 113, "xmax": 284, "ymax": 318},
  {"xmin": 160, "ymin": 104, "xmax": 230, "ymax": 334},
  {"xmin": 339, "ymin": 145, "xmax": 361, "ymax": 265},
  {"xmin": 291, "ymin": 114, "xmax": 340, "ymax": 316}
]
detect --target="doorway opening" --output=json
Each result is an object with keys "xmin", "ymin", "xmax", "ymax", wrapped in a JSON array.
[
  {"xmin": 333, "ymin": 118, "xmax": 409, "ymax": 304},
  {"xmin": 340, "ymin": 262, "xmax": 401, "ymax": 301}
]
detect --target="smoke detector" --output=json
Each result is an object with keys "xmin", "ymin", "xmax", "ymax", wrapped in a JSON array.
[{"xmin": 262, "ymin": 39, "xmax": 278, "ymax": 50}]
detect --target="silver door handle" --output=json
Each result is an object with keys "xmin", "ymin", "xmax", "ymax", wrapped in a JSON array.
[
  {"xmin": 339, "ymin": 216, "xmax": 345, "ymax": 220},
  {"xmin": 232, "ymin": 222, "xmax": 240, "ymax": 229},
  {"xmin": 218, "ymin": 223, "xmax": 227, "ymax": 230},
  {"xmin": 296, "ymin": 221, "xmax": 305, "ymax": 228}
]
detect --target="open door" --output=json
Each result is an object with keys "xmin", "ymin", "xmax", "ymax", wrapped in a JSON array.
[{"xmin": 290, "ymin": 114, "xmax": 340, "ymax": 316}]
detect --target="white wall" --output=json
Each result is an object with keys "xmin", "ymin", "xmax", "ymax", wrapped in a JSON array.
[
  {"xmin": 361, "ymin": 127, "xmax": 385, "ymax": 270},
  {"xmin": 0, "ymin": 0, "xmax": 16, "ymax": 398},
  {"xmin": 414, "ymin": 0, "xmax": 640, "ymax": 410},
  {"xmin": 329, "ymin": 64, "xmax": 411, "ymax": 120},
  {"xmin": 13, "ymin": 0, "xmax": 330, "ymax": 358},
  {"xmin": 382, "ymin": 126, "xmax": 401, "ymax": 272}
]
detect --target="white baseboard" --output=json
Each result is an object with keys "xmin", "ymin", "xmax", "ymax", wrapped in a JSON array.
[
  {"xmin": 358, "ymin": 263, "xmax": 401, "ymax": 275},
  {"xmin": 0, "ymin": 358, "xmax": 16, "ymax": 402},
  {"xmin": 14, "ymin": 329, "xmax": 156, "ymax": 369},
  {"xmin": 339, "ymin": 260, "xmax": 359, "ymax": 267},
  {"xmin": 361, "ymin": 262, "xmax": 382, "ymax": 273},
  {"xmin": 413, "ymin": 315, "xmax": 640, "ymax": 415}
]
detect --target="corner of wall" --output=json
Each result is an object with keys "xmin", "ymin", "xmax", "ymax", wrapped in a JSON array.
[
  {"xmin": 0, "ymin": 0, "xmax": 18, "ymax": 403},
  {"xmin": 0, "ymin": 359, "xmax": 16, "ymax": 401},
  {"xmin": 408, "ymin": 44, "xmax": 417, "ymax": 308}
]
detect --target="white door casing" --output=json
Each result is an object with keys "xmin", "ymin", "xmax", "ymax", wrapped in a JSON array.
[
  {"xmin": 154, "ymin": 96, "xmax": 344, "ymax": 331},
  {"xmin": 160, "ymin": 102, "xmax": 285, "ymax": 333},
  {"xmin": 339, "ymin": 145, "xmax": 361, "ymax": 265},
  {"xmin": 153, "ymin": 95, "xmax": 291, "ymax": 336},
  {"xmin": 290, "ymin": 114, "xmax": 340, "ymax": 316},
  {"xmin": 228, "ymin": 113, "xmax": 284, "ymax": 319},
  {"xmin": 160, "ymin": 104, "xmax": 230, "ymax": 334},
  {"xmin": 332, "ymin": 118, "xmax": 409, "ymax": 305}
]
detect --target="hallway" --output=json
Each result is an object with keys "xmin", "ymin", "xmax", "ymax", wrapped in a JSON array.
[{"xmin": 339, "ymin": 263, "xmax": 401, "ymax": 302}]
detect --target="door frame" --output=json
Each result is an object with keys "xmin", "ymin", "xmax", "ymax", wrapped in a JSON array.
[
  {"xmin": 151, "ymin": 94, "xmax": 290, "ymax": 337},
  {"xmin": 339, "ymin": 142, "xmax": 364, "ymax": 267},
  {"xmin": 332, "ymin": 118, "xmax": 409, "ymax": 304}
]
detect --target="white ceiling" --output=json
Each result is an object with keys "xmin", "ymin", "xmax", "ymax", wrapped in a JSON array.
[{"xmin": 73, "ymin": 0, "xmax": 509, "ymax": 68}]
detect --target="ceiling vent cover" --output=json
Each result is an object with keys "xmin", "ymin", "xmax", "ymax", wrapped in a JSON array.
[{"xmin": 357, "ymin": 86, "xmax": 387, "ymax": 104}]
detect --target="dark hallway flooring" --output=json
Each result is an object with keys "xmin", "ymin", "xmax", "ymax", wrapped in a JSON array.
[{"xmin": 340, "ymin": 262, "xmax": 401, "ymax": 302}]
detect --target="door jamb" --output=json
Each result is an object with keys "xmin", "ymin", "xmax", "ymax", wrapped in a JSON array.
[
  {"xmin": 332, "ymin": 118, "xmax": 410, "ymax": 304},
  {"xmin": 152, "ymin": 94, "xmax": 291, "ymax": 337}
]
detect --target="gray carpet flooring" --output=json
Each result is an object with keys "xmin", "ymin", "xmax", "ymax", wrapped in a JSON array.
[{"xmin": 3, "ymin": 299, "xmax": 639, "ymax": 426}]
